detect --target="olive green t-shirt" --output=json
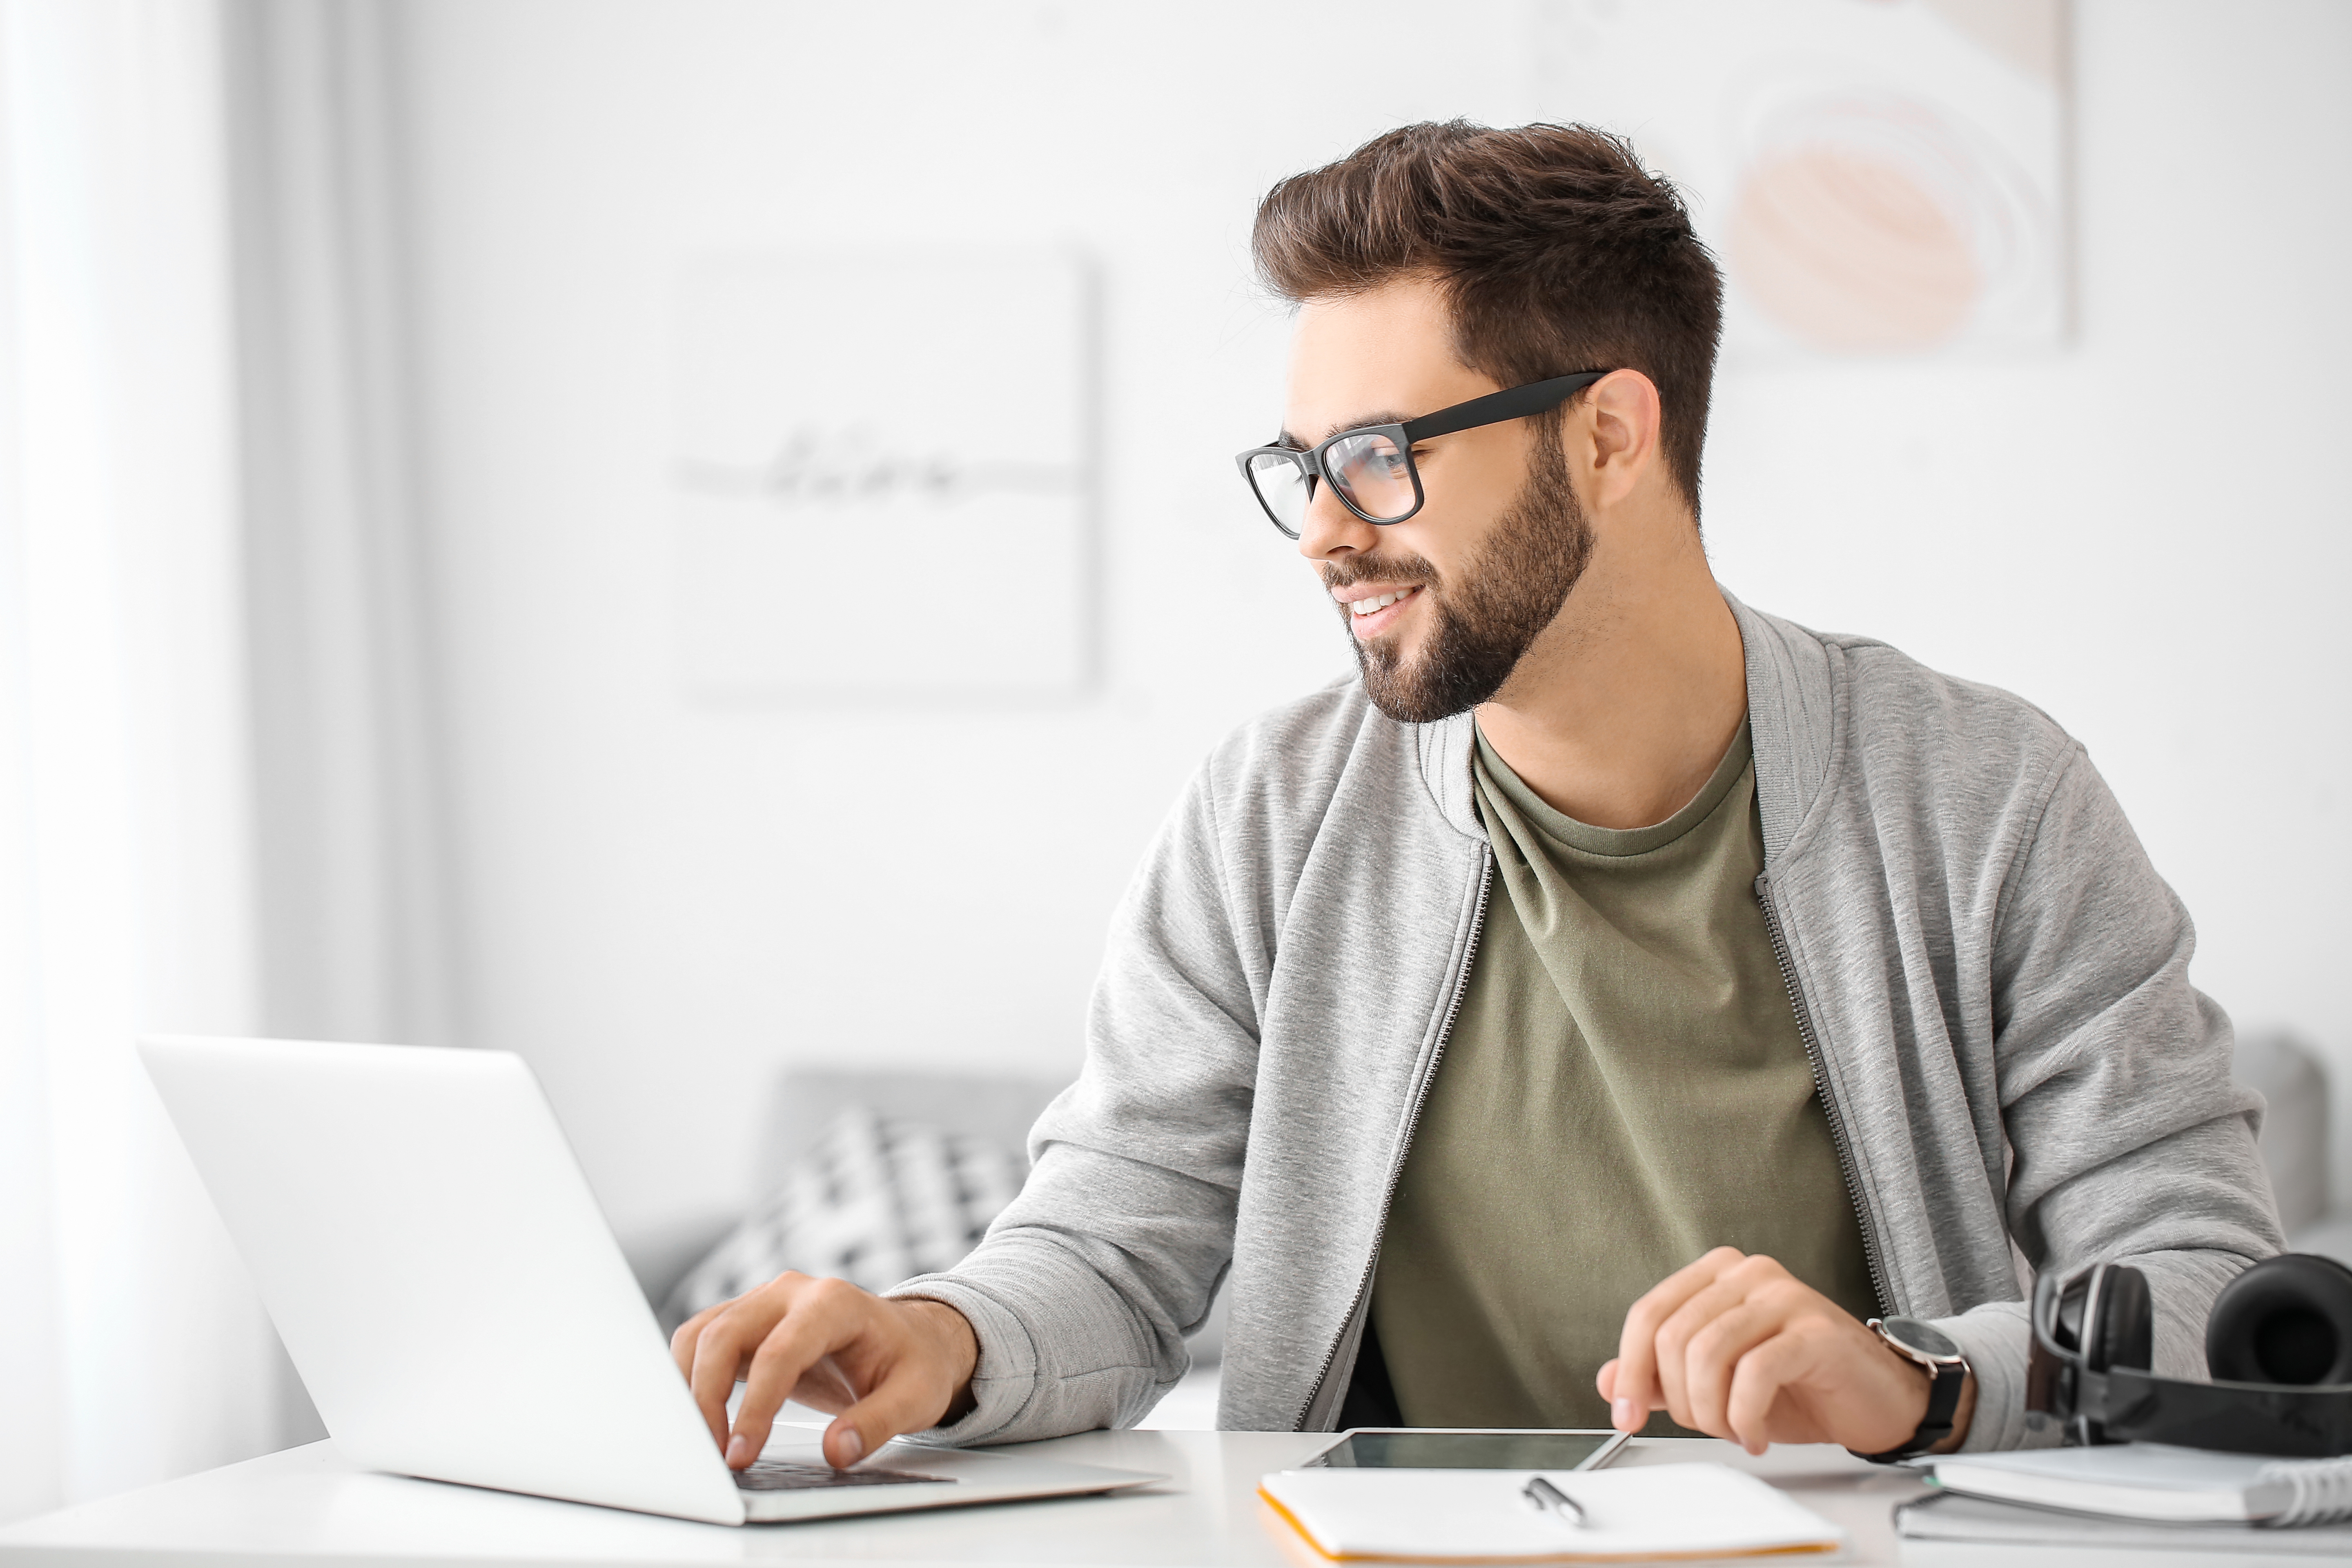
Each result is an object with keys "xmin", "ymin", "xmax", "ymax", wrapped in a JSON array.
[{"xmin": 1368, "ymin": 720, "xmax": 1879, "ymax": 1432}]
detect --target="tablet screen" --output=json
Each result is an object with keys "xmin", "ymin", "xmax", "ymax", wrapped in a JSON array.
[{"xmin": 1309, "ymin": 1430, "xmax": 1624, "ymax": 1471}]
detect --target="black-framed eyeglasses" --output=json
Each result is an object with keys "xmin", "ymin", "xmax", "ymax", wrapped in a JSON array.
[{"xmin": 1234, "ymin": 370, "xmax": 1609, "ymax": 539}]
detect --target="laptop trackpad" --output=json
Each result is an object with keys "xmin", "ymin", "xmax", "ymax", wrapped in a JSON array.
[{"xmin": 733, "ymin": 1441, "xmax": 1163, "ymax": 1523}]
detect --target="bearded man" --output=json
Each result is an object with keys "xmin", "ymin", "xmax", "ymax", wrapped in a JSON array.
[{"xmin": 672, "ymin": 120, "xmax": 2281, "ymax": 1470}]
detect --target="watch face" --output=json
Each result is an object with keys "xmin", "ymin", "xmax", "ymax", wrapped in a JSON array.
[{"xmin": 1882, "ymin": 1317, "xmax": 1960, "ymax": 1360}]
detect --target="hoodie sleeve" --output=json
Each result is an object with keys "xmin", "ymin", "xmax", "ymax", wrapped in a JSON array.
[{"xmin": 1940, "ymin": 744, "xmax": 2283, "ymax": 1450}]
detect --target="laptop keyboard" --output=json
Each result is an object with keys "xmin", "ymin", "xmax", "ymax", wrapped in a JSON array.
[{"xmin": 734, "ymin": 1460, "xmax": 956, "ymax": 1491}]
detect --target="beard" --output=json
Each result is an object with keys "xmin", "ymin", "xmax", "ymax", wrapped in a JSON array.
[{"xmin": 1327, "ymin": 430, "xmax": 1594, "ymax": 725}]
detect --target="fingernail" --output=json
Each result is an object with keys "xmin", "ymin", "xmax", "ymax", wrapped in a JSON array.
[
  {"xmin": 726, "ymin": 1434, "xmax": 752, "ymax": 1467},
  {"xmin": 1613, "ymin": 1398, "xmax": 1637, "ymax": 1430},
  {"xmin": 834, "ymin": 1426, "xmax": 864, "ymax": 1466}
]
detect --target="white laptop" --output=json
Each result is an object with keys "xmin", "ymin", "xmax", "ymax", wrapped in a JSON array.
[{"xmin": 138, "ymin": 1034, "xmax": 1164, "ymax": 1526}]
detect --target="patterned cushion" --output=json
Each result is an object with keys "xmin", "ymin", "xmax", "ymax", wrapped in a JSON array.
[{"xmin": 659, "ymin": 1104, "xmax": 1024, "ymax": 1331}]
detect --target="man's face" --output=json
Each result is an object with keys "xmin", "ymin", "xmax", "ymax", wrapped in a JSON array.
[{"xmin": 1283, "ymin": 277, "xmax": 1592, "ymax": 724}]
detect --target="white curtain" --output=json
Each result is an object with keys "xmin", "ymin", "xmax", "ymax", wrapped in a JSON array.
[
  {"xmin": 226, "ymin": 0, "xmax": 455, "ymax": 1057},
  {"xmin": 0, "ymin": 0, "xmax": 279, "ymax": 1521}
]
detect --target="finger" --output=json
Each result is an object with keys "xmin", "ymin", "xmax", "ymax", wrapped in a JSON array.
[
  {"xmin": 670, "ymin": 1306, "xmax": 728, "ymax": 1447},
  {"xmin": 690, "ymin": 1284, "xmax": 799, "ymax": 1453},
  {"xmin": 731, "ymin": 1283, "xmax": 867, "ymax": 1466},
  {"xmin": 685, "ymin": 1312, "xmax": 763, "ymax": 1450},
  {"xmin": 1595, "ymin": 1358, "xmax": 1619, "ymax": 1403},
  {"xmin": 1613, "ymin": 1247, "xmax": 1744, "ymax": 1427},
  {"xmin": 1652, "ymin": 1275, "xmax": 1756, "ymax": 1429},
  {"xmin": 825, "ymin": 1359, "xmax": 955, "ymax": 1469},
  {"xmin": 670, "ymin": 1301, "xmax": 720, "ymax": 1382},
  {"xmin": 1676, "ymin": 1301, "xmax": 1782, "ymax": 1439},
  {"xmin": 1723, "ymin": 1330, "xmax": 1820, "ymax": 1455}
]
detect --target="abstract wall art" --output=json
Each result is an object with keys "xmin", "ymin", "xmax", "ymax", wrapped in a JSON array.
[{"xmin": 1541, "ymin": 0, "xmax": 2071, "ymax": 359}]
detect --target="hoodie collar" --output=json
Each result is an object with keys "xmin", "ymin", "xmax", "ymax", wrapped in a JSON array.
[{"xmin": 1410, "ymin": 586, "xmax": 1838, "ymax": 870}]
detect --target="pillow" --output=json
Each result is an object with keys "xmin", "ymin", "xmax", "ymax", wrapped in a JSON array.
[{"xmin": 660, "ymin": 1104, "xmax": 1024, "ymax": 1332}]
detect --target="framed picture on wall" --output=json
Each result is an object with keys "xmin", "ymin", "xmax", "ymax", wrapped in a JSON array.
[{"xmin": 671, "ymin": 249, "xmax": 1097, "ymax": 703}]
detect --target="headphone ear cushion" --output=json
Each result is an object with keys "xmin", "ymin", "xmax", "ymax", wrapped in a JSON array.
[
  {"xmin": 2206, "ymin": 1253, "xmax": 2352, "ymax": 1386},
  {"xmin": 2089, "ymin": 1263, "xmax": 2153, "ymax": 1372}
]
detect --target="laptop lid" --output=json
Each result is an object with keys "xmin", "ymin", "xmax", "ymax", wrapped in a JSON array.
[{"xmin": 139, "ymin": 1035, "xmax": 749, "ymax": 1525}]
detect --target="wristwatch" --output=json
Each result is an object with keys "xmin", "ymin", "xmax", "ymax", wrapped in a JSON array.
[{"xmin": 1856, "ymin": 1316, "xmax": 1970, "ymax": 1463}]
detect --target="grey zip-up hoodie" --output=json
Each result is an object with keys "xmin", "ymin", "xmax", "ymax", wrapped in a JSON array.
[{"xmin": 893, "ymin": 593, "xmax": 2283, "ymax": 1451}]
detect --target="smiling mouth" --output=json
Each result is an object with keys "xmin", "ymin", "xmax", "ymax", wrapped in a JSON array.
[{"xmin": 1345, "ymin": 586, "xmax": 1423, "ymax": 617}]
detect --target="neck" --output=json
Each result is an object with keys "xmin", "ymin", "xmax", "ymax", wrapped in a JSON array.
[{"xmin": 1472, "ymin": 524, "xmax": 1747, "ymax": 831}]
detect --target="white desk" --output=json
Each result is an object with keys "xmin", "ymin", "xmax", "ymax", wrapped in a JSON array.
[
  {"xmin": 0, "ymin": 1430, "xmax": 2305, "ymax": 1567},
  {"xmin": 0, "ymin": 1432, "xmax": 1935, "ymax": 1567}
]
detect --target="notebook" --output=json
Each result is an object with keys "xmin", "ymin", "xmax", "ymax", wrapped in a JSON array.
[
  {"xmin": 1928, "ymin": 1443, "xmax": 2352, "ymax": 1527},
  {"xmin": 1257, "ymin": 1463, "xmax": 1842, "ymax": 1563},
  {"xmin": 1898, "ymin": 1491, "xmax": 2352, "ymax": 1557}
]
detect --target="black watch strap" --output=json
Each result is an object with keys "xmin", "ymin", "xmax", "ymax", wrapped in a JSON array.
[{"xmin": 1858, "ymin": 1355, "xmax": 1967, "ymax": 1463}]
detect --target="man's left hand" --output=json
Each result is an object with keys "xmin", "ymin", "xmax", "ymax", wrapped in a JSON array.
[{"xmin": 1595, "ymin": 1247, "xmax": 1975, "ymax": 1456}]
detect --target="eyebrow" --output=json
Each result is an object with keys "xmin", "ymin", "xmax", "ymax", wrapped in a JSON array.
[{"xmin": 1274, "ymin": 411, "xmax": 1416, "ymax": 450}]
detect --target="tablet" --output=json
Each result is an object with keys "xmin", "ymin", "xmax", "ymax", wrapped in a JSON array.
[{"xmin": 1303, "ymin": 1427, "xmax": 1633, "ymax": 1471}]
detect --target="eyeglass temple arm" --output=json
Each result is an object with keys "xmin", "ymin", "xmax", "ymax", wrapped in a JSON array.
[{"xmin": 1401, "ymin": 370, "xmax": 1609, "ymax": 442}]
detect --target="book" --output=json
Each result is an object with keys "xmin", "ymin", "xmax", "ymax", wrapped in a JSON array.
[
  {"xmin": 1927, "ymin": 1442, "xmax": 2352, "ymax": 1527},
  {"xmin": 1257, "ymin": 1463, "xmax": 1843, "ymax": 1563},
  {"xmin": 1898, "ymin": 1490, "xmax": 2352, "ymax": 1558}
]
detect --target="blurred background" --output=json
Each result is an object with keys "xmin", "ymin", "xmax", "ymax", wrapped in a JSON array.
[{"xmin": 1, "ymin": 0, "xmax": 2347, "ymax": 1524}]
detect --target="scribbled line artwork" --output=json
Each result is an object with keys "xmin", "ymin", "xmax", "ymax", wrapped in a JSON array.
[
  {"xmin": 1543, "ymin": 0, "xmax": 2069, "ymax": 358},
  {"xmin": 670, "ymin": 252, "xmax": 1092, "ymax": 702},
  {"xmin": 673, "ymin": 430, "xmax": 1081, "ymax": 508}
]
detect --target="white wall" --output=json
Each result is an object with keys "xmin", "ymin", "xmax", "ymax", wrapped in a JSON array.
[
  {"xmin": 1704, "ymin": 4, "xmax": 2352, "ymax": 1175},
  {"xmin": 392, "ymin": 0, "xmax": 2352, "ymax": 1241}
]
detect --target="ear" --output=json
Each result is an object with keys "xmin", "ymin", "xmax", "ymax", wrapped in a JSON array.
[{"xmin": 1572, "ymin": 368, "xmax": 1664, "ymax": 510}]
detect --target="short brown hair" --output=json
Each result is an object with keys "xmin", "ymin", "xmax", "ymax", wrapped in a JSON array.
[{"xmin": 1252, "ymin": 120, "xmax": 1722, "ymax": 513}]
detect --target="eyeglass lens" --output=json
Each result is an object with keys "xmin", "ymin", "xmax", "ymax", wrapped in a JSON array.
[
  {"xmin": 1247, "ymin": 433, "xmax": 1418, "ymax": 535},
  {"xmin": 1245, "ymin": 450, "xmax": 1312, "ymax": 534},
  {"xmin": 1322, "ymin": 431, "xmax": 1415, "ymax": 522}
]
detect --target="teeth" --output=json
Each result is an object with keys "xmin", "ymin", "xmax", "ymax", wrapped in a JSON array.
[{"xmin": 1350, "ymin": 588, "xmax": 1414, "ymax": 616}]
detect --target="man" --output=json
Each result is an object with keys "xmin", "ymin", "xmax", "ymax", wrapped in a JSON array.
[{"xmin": 672, "ymin": 121, "xmax": 2280, "ymax": 1471}]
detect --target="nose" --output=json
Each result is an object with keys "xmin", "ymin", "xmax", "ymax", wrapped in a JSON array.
[{"xmin": 1294, "ymin": 480, "xmax": 1382, "ymax": 564}]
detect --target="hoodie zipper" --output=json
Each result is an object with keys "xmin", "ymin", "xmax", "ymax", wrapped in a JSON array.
[
  {"xmin": 1755, "ymin": 871, "xmax": 1892, "ymax": 1318},
  {"xmin": 1293, "ymin": 849, "xmax": 1496, "ymax": 1432}
]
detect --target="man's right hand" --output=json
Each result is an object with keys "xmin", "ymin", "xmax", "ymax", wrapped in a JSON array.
[{"xmin": 668, "ymin": 1272, "xmax": 979, "ymax": 1471}]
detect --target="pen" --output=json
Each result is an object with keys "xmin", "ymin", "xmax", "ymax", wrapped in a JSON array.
[{"xmin": 1522, "ymin": 1475, "xmax": 1588, "ymax": 1528}]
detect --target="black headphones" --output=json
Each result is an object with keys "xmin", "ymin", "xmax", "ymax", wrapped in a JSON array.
[{"xmin": 2027, "ymin": 1252, "xmax": 2352, "ymax": 1456}]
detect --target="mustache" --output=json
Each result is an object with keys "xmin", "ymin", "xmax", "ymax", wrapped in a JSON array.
[{"xmin": 1319, "ymin": 555, "xmax": 1442, "ymax": 595}]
